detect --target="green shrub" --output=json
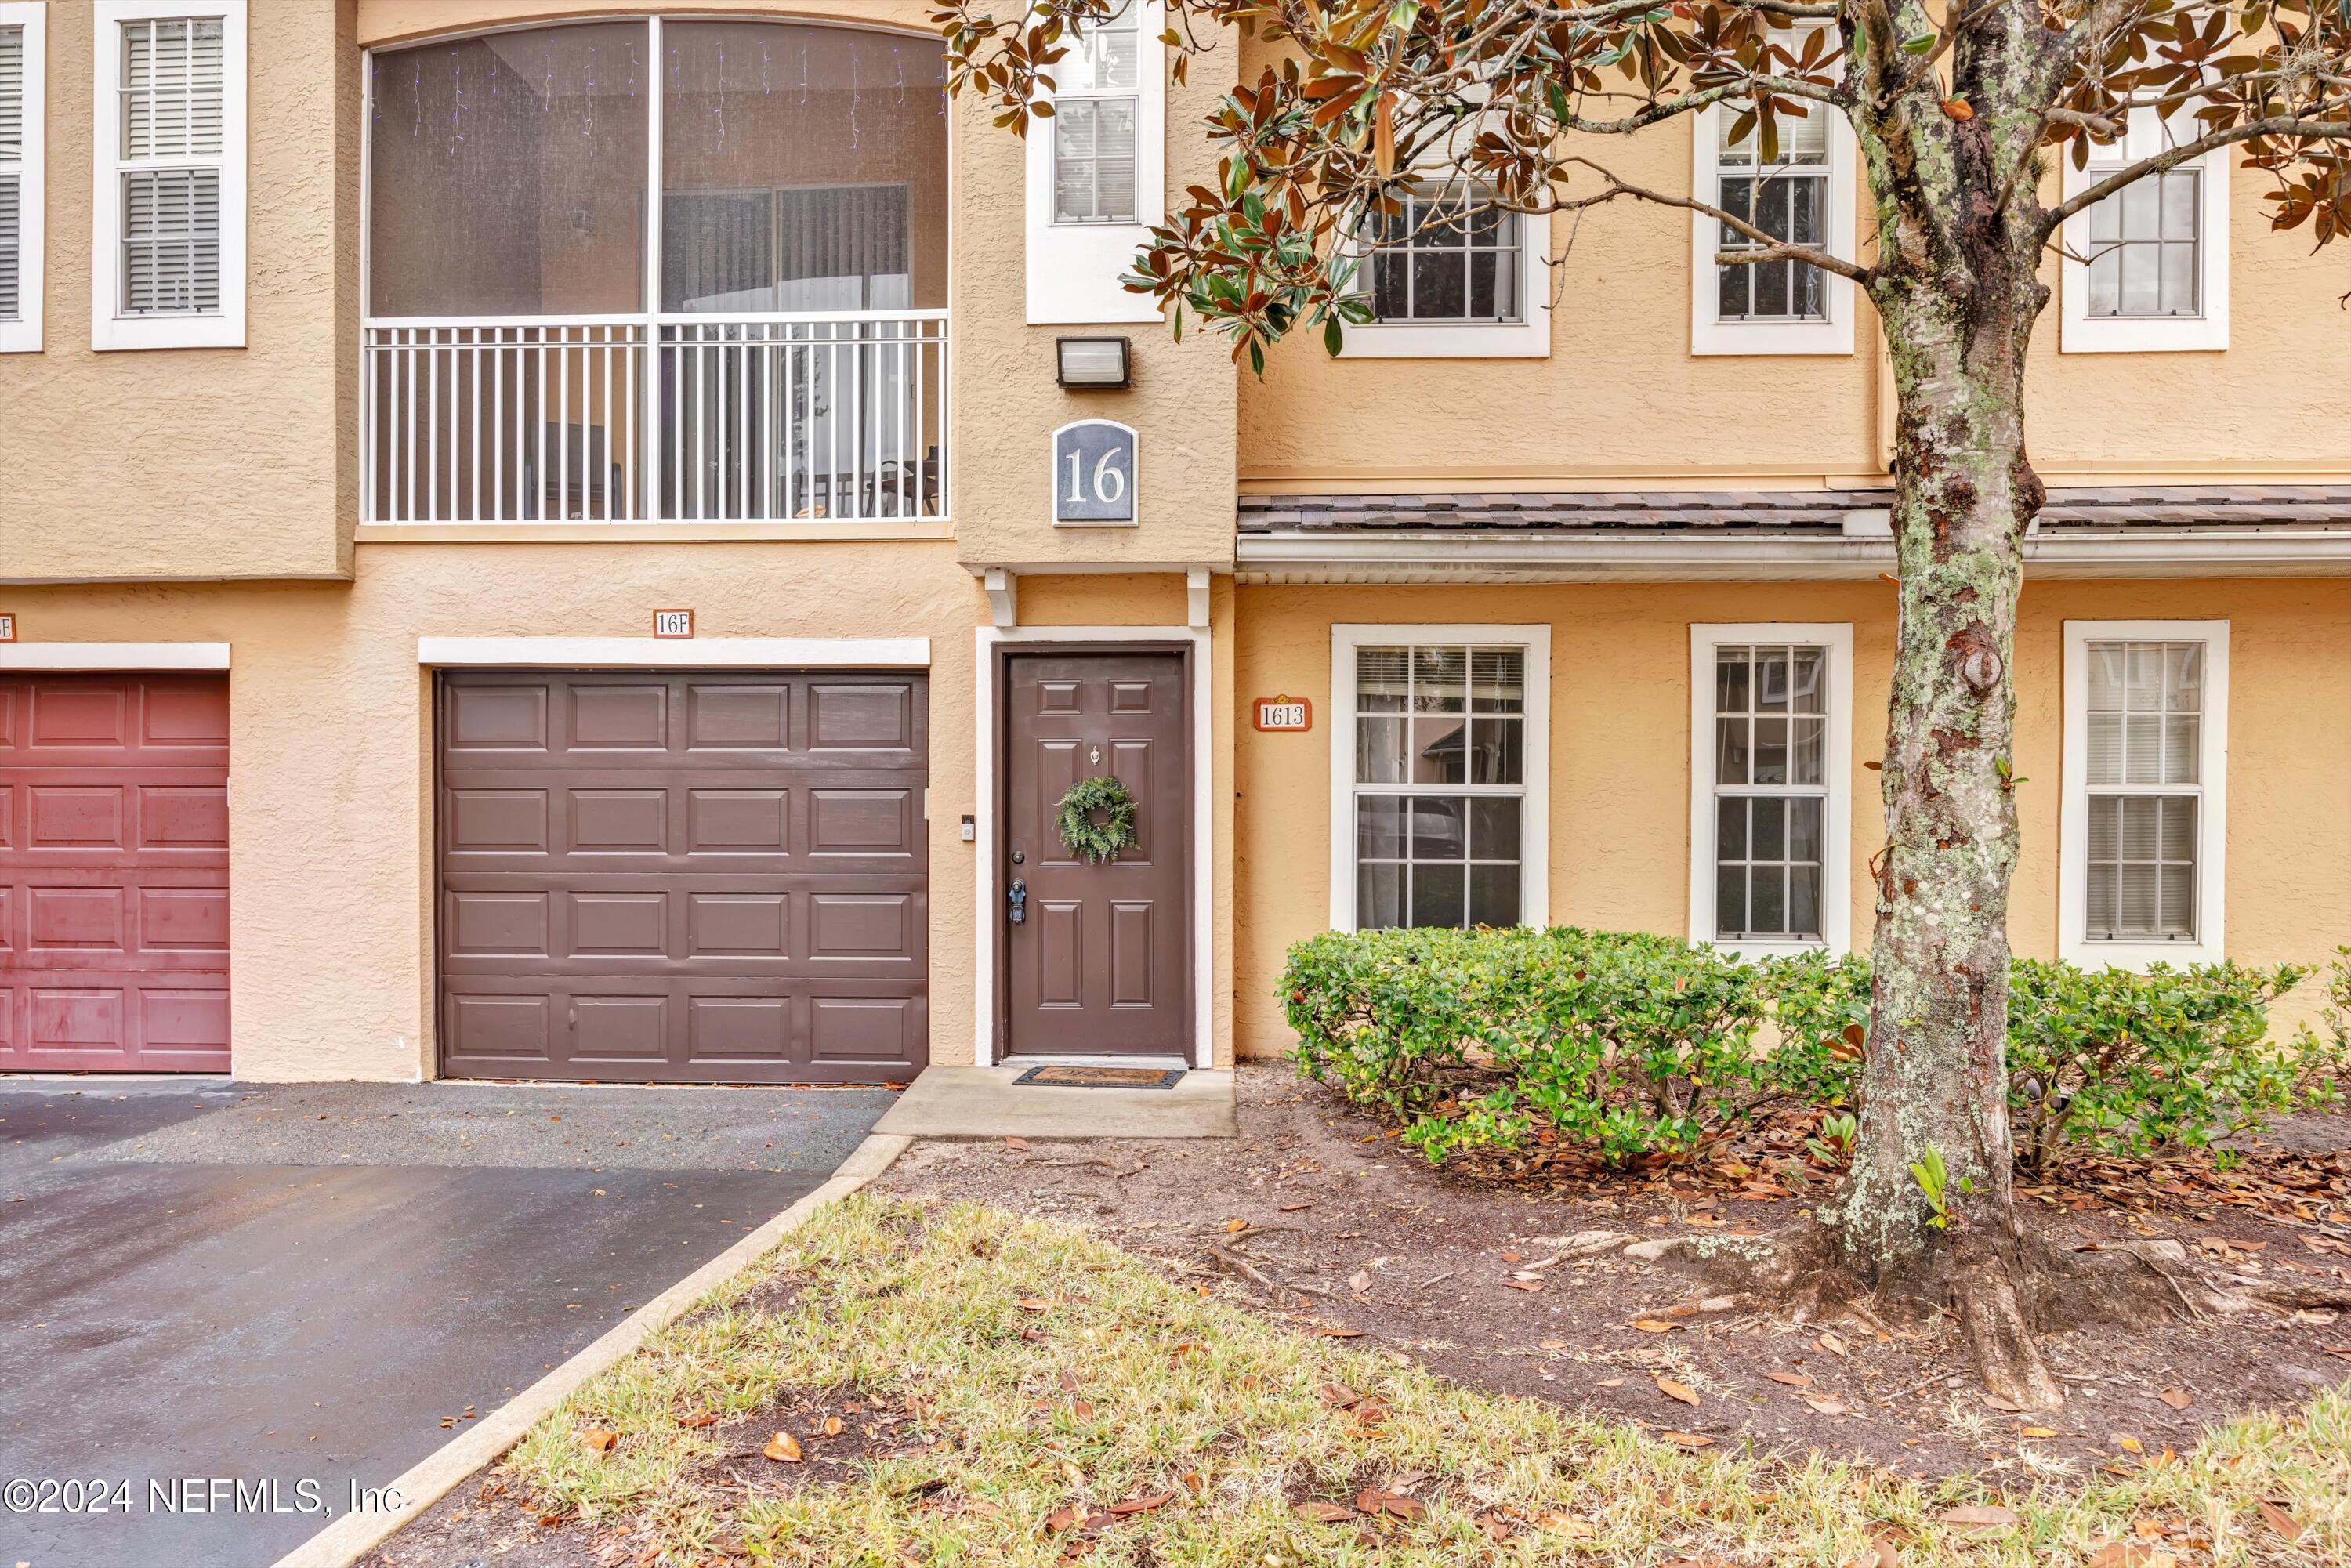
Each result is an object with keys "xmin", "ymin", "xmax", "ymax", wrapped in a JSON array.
[
  {"xmin": 2006, "ymin": 957, "xmax": 2331, "ymax": 1171},
  {"xmin": 1283, "ymin": 926, "xmax": 1842, "ymax": 1167},
  {"xmin": 1282, "ymin": 927, "xmax": 2338, "ymax": 1175}
]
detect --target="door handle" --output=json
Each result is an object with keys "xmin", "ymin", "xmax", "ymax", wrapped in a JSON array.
[
  {"xmin": 1007, "ymin": 878, "xmax": 1027, "ymax": 925},
  {"xmin": 567, "ymin": 1004, "xmax": 578, "ymax": 1031}
]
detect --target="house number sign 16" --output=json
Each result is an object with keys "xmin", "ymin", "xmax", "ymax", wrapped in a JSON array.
[{"xmin": 1051, "ymin": 419, "xmax": 1138, "ymax": 527}]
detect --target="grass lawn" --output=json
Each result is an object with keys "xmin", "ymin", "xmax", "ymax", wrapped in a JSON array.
[{"xmin": 490, "ymin": 1196, "xmax": 2345, "ymax": 1566}]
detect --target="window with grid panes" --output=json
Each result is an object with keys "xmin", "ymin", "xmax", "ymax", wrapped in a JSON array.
[
  {"xmin": 1362, "ymin": 183, "xmax": 1520, "ymax": 324},
  {"xmin": 1051, "ymin": 0, "xmax": 1139, "ymax": 223},
  {"xmin": 1352, "ymin": 646, "xmax": 1526, "ymax": 929},
  {"xmin": 2083, "ymin": 640, "xmax": 2204, "ymax": 941},
  {"xmin": 1711, "ymin": 644, "xmax": 1829, "ymax": 940},
  {"xmin": 1715, "ymin": 107, "xmax": 1829, "ymax": 323},
  {"xmin": 116, "ymin": 16, "xmax": 225, "ymax": 315},
  {"xmin": 2085, "ymin": 168, "xmax": 2201, "ymax": 318}
]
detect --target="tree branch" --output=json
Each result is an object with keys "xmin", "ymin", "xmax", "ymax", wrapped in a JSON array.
[
  {"xmin": 1552, "ymin": 156, "xmax": 1875, "ymax": 284},
  {"xmin": 2044, "ymin": 116, "xmax": 2351, "ymax": 229}
]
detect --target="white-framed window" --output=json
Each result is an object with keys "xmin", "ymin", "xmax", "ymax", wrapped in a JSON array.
[
  {"xmin": 1328, "ymin": 624, "xmax": 1551, "ymax": 931},
  {"xmin": 1688, "ymin": 624, "xmax": 1853, "ymax": 955},
  {"xmin": 0, "ymin": 2, "xmax": 44, "ymax": 353},
  {"xmin": 2060, "ymin": 621, "xmax": 2229, "ymax": 967},
  {"xmin": 1024, "ymin": 0, "xmax": 1162, "ymax": 324},
  {"xmin": 1338, "ymin": 179, "xmax": 1550, "ymax": 359},
  {"xmin": 1689, "ymin": 99, "xmax": 1856, "ymax": 356},
  {"xmin": 90, "ymin": 1, "xmax": 244, "ymax": 351},
  {"xmin": 2060, "ymin": 108, "xmax": 2229, "ymax": 353}
]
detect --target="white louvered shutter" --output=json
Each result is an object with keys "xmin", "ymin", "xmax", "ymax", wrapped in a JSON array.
[
  {"xmin": 0, "ymin": 24, "xmax": 23, "ymax": 321},
  {"xmin": 118, "ymin": 17, "xmax": 224, "ymax": 315}
]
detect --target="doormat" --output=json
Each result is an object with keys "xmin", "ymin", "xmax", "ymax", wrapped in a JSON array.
[{"xmin": 1012, "ymin": 1066, "xmax": 1186, "ymax": 1090}]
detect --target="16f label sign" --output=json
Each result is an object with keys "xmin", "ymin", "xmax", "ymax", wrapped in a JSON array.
[{"xmin": 1051, "ymin": 420, "xmax": 1138, "ymax": 527}]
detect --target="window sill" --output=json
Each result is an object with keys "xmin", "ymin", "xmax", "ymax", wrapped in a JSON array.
[
  {"xmin": 1338, "ymin": 318, "xmax": 1549, "ymax": 359},
  {"xmin": 1701, "ymin": 936, "xmax": 1839, "ymax": 961},
  {"xmin": 1690, "ymin": 317, "xmax": 1854, "ymax": 357},
  {"xmin": 2056, "ymin": 937, "xmax": 2226, "ymax": 972},
  {"xmin": 2059, "ymin": 316, "xmax": 2230, "ymax": 354},
  {"xmin": 354, "ymin": 520, "xmax": 955, "ymax": 545}
]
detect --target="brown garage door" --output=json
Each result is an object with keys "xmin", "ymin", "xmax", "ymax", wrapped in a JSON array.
[
  {"xmin": 0, "ymin": 674, "xmax": 232, "ymax": 1073},
  {"xmin": 437, "ymin": 670, "xmax": 928, "ymax": 1084}
]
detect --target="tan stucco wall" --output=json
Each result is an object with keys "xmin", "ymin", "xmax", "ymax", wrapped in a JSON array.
[
  {"xmin": 1234, "ymin": 45, "xmax": 2351, "ymax": 492},
  {"xmin": 1233, "ymin": 579, "xmax": 2351, "ymax": 1056},
  {"xmin": 2, "ymin": 556, "xmax": 1234, "ymax": 1079},
  {"xmin": 2, "ymin": 0, "xmax": 357, "ymax": 584}
]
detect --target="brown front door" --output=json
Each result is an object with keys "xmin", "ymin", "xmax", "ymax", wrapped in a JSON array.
[
  {"xmin": 1002, "ymin": 651, "xmax": 1190, "ymax": 1058},
  {"xmin": 436, "ymin": 669, "xmax": 928, "ymax": 1085},
  {"xmin": 0, "ymin": 675, "xmax": 232, "ymax": 1073}
]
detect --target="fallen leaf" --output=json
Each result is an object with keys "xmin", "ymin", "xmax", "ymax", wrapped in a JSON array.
[
  {"xmin": 1349, "ymin": 1270, "xmax": 1372, "ymax": 1295},
  {"xmin": 1501, "ymin": 1250, "xmax": 1523, "ymax": 1262},
  {"xmin": 1045, "ymin": 1505, "xmax": 1079, "ymax": 1533},
  {"xmin": 1633, "ymin": 1318, "xmax": 1683, "ymax": 1334},
  {"xmin": 677, "ymin": 1411, "xmax": 718, "ymax": 1429},
  {"xmin": 2019, "ymin": 1425, "xmax": 2059, "ymax": 1439},
  {"xmin": 1596, "ymin": 1378, "xmax": 1626, "ymax": 1388},
  {"xmin": 2256, "ymin": 1500, "xmax": 2305, "ymax": 1542},
  {"xmin": 2085, "ymin": 1543, "xmax": 2154, "ymax": 1568},
  {"xmin": 763, "ymin": 1432, "xmax": 802, "ymax": 1463},
  {"xmin": 1657, "ymin": 1377, "xmax": 1702, "ymax": 1407},
  {"xmin": 1353, "ymin": 1487, "xmax": 1422, "ymax": 1519},
  {"xmin": 1817, "ymin": 1332, "xmax": 1850, "ymax": 1358},
  {"xmin": 1659, "ymin": 1430, "xmax": 1715, "ymax": 1448},
  {"xmin": 1110, "ymin": 1491, "xmax": 1173, "ymax": 1515},
  {"xmin": 2117, "ymin": 1436, "xmax": 2145, "ymax": 1454},
  {"xmin": 1005, "ymin": 1135, "xmax": 1031, "ymax": 1150},
  {"xmin": 1765, "ymin": 1371, "xmax": 1813, "ymax": 1388},
  {"xmin": 1504, "ymin": 1279, "xmax": 1543, "ymax": 1292},
  {"xmin": 1279, "ymin": 1202, "xmax": 1313, "ymax": 1213},
  {"xmin": 1942, "ymin": 96, "xmax": 1975, "ymax": 119},
  {"xmin": 582, "ymin": 1429, "xmax": 617, "ymax": 1454},
  {"xmin": 1539, "ymin": 1338, "xmax": 1567, "ymax": 1349},
  {"xmin": 1318, "ymin": 1327, "xmax": 1365, "ymax": 1338},
  {"xmin": 1937, "ymin": 1504, "xmax": 2019, "ymax": 1530},
  {"xmin": 2157, "ymin": 1388, "xmax": 2193, "ymax": 1410},
  {"xmin": 1982, "ymin": 1394, "xmax": 2024, "ymax": 1413},
  {"xmin": 1294, "ymin": 1501, "xmax": 1353, "ymax": 1523},
  {"xmin": 1016, "ymin": 1298, "xmax": 1056, "ymax": 1313},
  {"xmin": 1225, "ymin": 1218, "xmax": 1248, "ymax": 1234},
  {"xmin": 1537, "ymin": 1511, "xmax": 1598, "ymax": 1538},
  {"xmin": 822, "ymin": 1416, "xmax": 843, "ymax": 1436},
  {"xmin": 1072, "ymin": 1400, "xmax": 1096, "ymax": 1420},
  {"xmin": 1803, "ymin": 1396, "xmax": 1848, "ymax": 1416}
]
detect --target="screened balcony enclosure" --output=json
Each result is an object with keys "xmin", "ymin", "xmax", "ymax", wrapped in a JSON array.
[{"xmin": 364, "ymin": 19, "xmax": 950, "ymax": 523}]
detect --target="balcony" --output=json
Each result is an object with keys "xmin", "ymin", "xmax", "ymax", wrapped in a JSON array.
[
  {"xmin": 362, "ymin": 16, "xmax": 949, "ymax": 527},
  {"xmin": 364, "ymin": 312, "xmax": 946, "ymax": 523}
]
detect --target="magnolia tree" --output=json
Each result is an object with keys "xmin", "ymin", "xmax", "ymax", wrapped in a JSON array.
[{"xmin": 938, "ymin": 0, "xmax": 2351, "ymax": 1404}]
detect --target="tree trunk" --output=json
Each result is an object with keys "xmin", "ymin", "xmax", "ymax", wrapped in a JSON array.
[{"xmin": 1820, "ymin": 192, "xmax": 2060, "ymax": 1409}]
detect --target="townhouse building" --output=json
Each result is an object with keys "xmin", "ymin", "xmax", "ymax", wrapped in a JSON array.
[{"xmin": 2, "ymin": 0, "xmax": 2347, "ymax": 1086}]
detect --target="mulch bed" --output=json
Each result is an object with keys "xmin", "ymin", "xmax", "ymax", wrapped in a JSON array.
[{"xmin": 874, "ymin": 1063, "xmax": 2351, "ymax": 1483}]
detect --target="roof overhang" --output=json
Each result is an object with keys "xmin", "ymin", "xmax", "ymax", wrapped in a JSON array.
[{"xmin": 1233, "ymin": 528, "xmax": 2351, "ymax": 584}]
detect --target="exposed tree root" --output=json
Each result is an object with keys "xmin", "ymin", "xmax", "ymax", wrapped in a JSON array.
[{"xmin": 1621, "ymin": 1226, "xmax": 2339, "ymax": 1408}]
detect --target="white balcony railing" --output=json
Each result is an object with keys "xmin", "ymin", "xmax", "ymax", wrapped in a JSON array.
[{"xmin": 362, "ymin": 310, "xmax": 948, "ymax": 525}]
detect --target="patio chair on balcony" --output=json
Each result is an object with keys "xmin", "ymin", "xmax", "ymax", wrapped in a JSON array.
[{"xmin": 521, "ymin": 422, "xmax": 629, "ymax": 520}]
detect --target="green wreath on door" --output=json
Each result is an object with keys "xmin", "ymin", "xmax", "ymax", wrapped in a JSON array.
[{"xmin": 1053, "ymin": 775, "xmax": 1139, "ymax": 864}]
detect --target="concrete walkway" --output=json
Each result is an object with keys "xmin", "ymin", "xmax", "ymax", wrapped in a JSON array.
[
  {"xmin": 873, "ymin": 1066, "xmax": 1237, "ymax": 1139},
  {"xmin": 0, "ymin": 1079, "xmax": 893, "ymax": 1568}
]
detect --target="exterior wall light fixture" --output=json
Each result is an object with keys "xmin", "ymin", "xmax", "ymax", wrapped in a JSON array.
[{"xmin": 1056, "ymin": 335, "xmax": 1132, "ymax": 389}]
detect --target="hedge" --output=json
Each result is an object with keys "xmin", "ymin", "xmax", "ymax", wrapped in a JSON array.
[{"xmin": 1281, "ymin": 927, "xmax": 2345, "ymax": 1171}]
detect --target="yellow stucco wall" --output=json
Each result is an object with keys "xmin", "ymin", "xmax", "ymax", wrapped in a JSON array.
[
  {"xmin": 1, "ymin": 556, "xmax": 1233, "ymax": 1079},
  {"xmin": 2, "ymin": 0, "xmax": 358, "ymax": 582},
  {"xmin": 1233, "ymin": 579, "xmax": 2351, "ymax": 1056},
  {"xmin": 1233, "ymin": 30, "xmax": 2351, "ymax": 492}
]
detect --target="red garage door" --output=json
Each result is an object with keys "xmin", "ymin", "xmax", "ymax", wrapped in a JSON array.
[
  {"xmin": 436, "ymin": 670, "xmax": 928, "ymax": 1084},
  {"xmin": 0, "ymin": 675, "xmax": 231, "ymax": 1073}
]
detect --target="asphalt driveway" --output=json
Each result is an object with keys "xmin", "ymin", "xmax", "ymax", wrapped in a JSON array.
[{"xmin": 0, "ymin": 1078, "xmax": 895, "ymax": 1568}]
